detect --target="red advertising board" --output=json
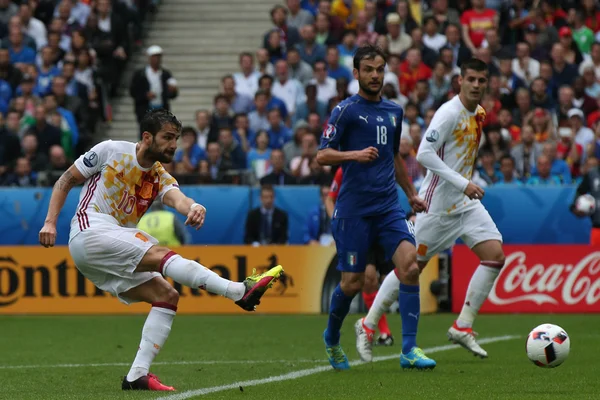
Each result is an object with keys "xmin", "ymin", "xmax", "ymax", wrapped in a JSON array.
[{"xmin": 452, "ymin": 245, "xmax": 600, "ymax": 313}]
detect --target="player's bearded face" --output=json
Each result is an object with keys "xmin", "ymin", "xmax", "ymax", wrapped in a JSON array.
[
  {"xmin": 145, "ymin": 131, "xmax": 178, "ymax": 163},
  {"xmin": 356, "ymin": 57, "xmax": 385, "ymax": 96}
]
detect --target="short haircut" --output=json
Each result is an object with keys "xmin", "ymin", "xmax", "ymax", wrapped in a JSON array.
[
  {"xmin": 500, "ymin": 154, "xmax": 515, "ymax": 165},
  {"xmin": 460, "ymin": 58, "xmax": 488, "ymax": 77},
  {"xmin": 261, "ymin": 184, "xmax": 275, "ymax": 195},
  {"xmin": 353, "ymin": 44, "xmax": 387, "ymax": 70},
  {"xmin": 140, "ymin": 109, "xmax": 182, "ymax": 137}
]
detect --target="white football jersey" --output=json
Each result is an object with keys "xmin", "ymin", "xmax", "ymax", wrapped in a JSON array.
[
  {"xmin": 69, "ymin": 140, "xmax": 179, "ymax": 240},
  {"xmin": 416, "ymin": 95, "xmax": 486, "ymax": 215}
]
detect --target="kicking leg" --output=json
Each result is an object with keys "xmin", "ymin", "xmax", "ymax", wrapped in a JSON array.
[
  {"xmin": 137, "ymin": 246, "xmax": 283, "ymax": 311},
  {"xmin": 394, "ymin": 241, "xmax": 436, "ymax": 370},
  {"xmin": 448, "ymin": 240, "xmax": 504, "ymax": 358},
  {"xmin": 121, "ymin": 277, "xmax": 178, "ymax": 391}
]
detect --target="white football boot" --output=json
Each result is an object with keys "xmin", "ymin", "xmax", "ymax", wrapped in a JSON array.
[
  {"xmin": 447, "ymin": 322, "xmax": 488, "ymax": 358},
  {"xmin": 354, "ymin": 318, "xmax": 375, "ymax": 362}
]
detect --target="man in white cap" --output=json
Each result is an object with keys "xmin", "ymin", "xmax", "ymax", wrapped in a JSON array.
[
  {"xmin": 129, "ymin": 45, "xmax": 179, "ymax": 136},
  {"xmin": 568, "ymin": 108, "xmax": 594, "ymax": 155}
]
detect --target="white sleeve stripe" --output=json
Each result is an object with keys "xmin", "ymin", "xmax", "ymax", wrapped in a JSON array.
[{"xmin": 332, "ymin": 100, "xmax": 359, "ymax": 126}]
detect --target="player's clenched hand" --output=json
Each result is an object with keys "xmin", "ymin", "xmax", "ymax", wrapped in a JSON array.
[
  {"xmin": 464, "ymin": 182, "xmax": 485, "ymax": 200},
  {"xmin": 408, "ymin": 195, "xmax": 428, "ymax": 213},
  {"xmin": 39, "ymin": 223, "xmax": 57, "ymax": 248},
  {"xmin": 355, "ymin": 147, "xmax": 379, "ymax": 163},
  {"xmin": 185, "ymin": 203, "xmax": 206, "ymax": 230}
]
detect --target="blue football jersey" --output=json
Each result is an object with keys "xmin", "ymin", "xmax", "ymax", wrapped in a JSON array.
[{"xmin": 319, "ymin": 94, "xmax": 405, "ymax": 218}]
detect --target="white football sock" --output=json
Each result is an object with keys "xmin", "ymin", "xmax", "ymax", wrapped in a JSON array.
[
  {"xmin": 162, "ymin": 255, "xmax": 245, "ymax": 301},
  {"xmin": 127, "ymin": 304, "xmax": 176, "ymax": 382},
  {"xmin": 457, "ymin": 264, "xmax": 501, "ymax": 329},
  {"xmin": 364, "ymin": 271, "xmax": 400, "ymax": 330}
]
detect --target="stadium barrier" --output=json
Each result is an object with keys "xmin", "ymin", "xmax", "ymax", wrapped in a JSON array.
[
  {"xmin": 0, "ymin": 246, "xmax": 439, "ymax": 315},
  {"xmin": 0, "ymin": 185, "xmax": 591, "ymax": 245},
  {"xmin": 452, "ymin": 245, "xmax": 600, "ymax": 313}
]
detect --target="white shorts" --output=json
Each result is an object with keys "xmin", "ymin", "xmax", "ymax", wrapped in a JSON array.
[
  {"xmin": 68, "ymin": 220, "xmax": 161, "ymax": 304},
  {"xmin": 415, "ymin": 204, "xmax": 503, "ymax": 261}
]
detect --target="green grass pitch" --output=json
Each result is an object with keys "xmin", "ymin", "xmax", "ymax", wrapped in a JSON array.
[{"xmin": 1, "ymin": 314, "xmax": 598, "ymax": 400}]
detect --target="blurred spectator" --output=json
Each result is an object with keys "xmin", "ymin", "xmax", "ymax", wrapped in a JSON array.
[
  {"xmin": 129, "ymin": 45, "xmax": 178, "ymax": 134},
  {"xmin": 221, "ymin": 74, "xmax": 253, "ymax": 114},
  {"xmin": 579, "ymin": 42, "xmax": 600, "ymax": 80},
  {"xmin": 20, "ymin": 133, "xmax": 47, "ymax": 172},
  {"xmin": 497, "ymin": 108, "xmax": 521, "ymax": 143},
  {"xmin": 511, "ymin": 124, "xmax": 542, "ymax": 179},
  {"xmin": 410, "ymin": 80, "xmax": 434, "ymax": 116},
  {"xmin": 399, "ymin": 136, "xmax": 421, "ymax": 183},
  {"xmin": 272, "ymin": 59, "xmax": 305, "ymax": 117},
  {"xmin": 205, "ymin": 141, "xmax": 234, "ymax": 184},
  {"xmin": 556, "ymin": 126, "xmax": 583, "ymax": 177},
  {"xmin": 460, "ymin": 0, "xmax": 497, "ymax": 52},
  {"xmin": 173, "ymin": 126, "xmax": 206, "ymax": 175},
  {"xmin": 138, "ymin": 202, "xmax": 191, "ymax": 246},
  {"xmin": 512, "ymin": 42, "xmax": 539, "ymax": 86},
  {"xmin": 0, "ymin": 48, "xmax": 22, "ymax": 91},
  {"xmin": 2, "ymin": 156, "xmax": 35, "ymax": 186},
  {"xmin": 19, "ymin": 3, "xmax": 47, "ymax": 49},
  {"xmin": 301, "ymin": 0, "xmax": 319, "ymax": 16},
  {"xmin": 582, "ymin": 65, "xmax": 600, "ymax": 99},
  {"xmin": 331, "ymin": 0, "xmax": 363, "ymax": 30},
  {"xmin": 7, "ymin": 29, "xmax": 36, "ymax": 65},
  {"xmin": 25, "ymin": 104, "xmax": 61, "ymax": 155},
  {"xmin": 568, "ymin": 108, "xmax": 595, "ymax": 152},
  {"xmin": 477, "ymin": 150, "xmax": 502, "ymax": 185},
  {"xmin": 429, "ymin": 61, "xmax": 450, "ymax": 104},
  {"xmin": 551, "ymin": 43, "xmax": 577, "ymax": 88},
  {"xmin": 211, "ymin": 94, "xmax": 235, "ymax": 131},
  {"xmin": 423, "ymin": 0, "xmax": 460, "ymax": 33},
  {"xmin": 443, "ymin": 24, "xmax": 471, "ymax": 68},
  {"xmin": 318, "ymin": 1, "xmax": 344, "ymax": 41},
  {"xmin": 497, "ymin": 155, "xmax": 522, "ymax": 185},
  {"xmin": 247, "ymin": 130, "xmax": 272, "ymax": 179},
  {"xmin": 296, "ymin": 83, "xmax": 327, "ymax": 124},
  {"xmin": 234, "ymin": 52, "xmax": 260, "ymax": 98},
  {"xmin": 287, "ymin": 47, "xmax": 313, "ymax": 85},
  {"xmin": 573, "ymin": 77, "xmax": 598, "ymax": 116},
  {"xmin": 264, "ymin": 5, "xmax": 300, "ymax": 49},
  {"xmin": 310, "ymin": 60, "xmax": 336, "ymax": 104},
  {"xmin": 248, "ymin": 90, "xmax": 271, "ymax": 134},
  {"xmin": 338, "ymin": 30, "xmax": 357, "ymax": 70},
  {"xmin": 303, "ymin": 184, "xmax": 332, "ymax": 245},
  {"xmin": 258, "ymin": 74, "xmax": 288, "ymax": 121},
  {"xmin": 232, "ymin": 113, "xmax": 252, "ymax": 152},
  {"xmin": 290, "ymin": 131, "xmax": 317, "ymax": 178},
  {"xmin": 386, "ymin": 13, "xmax": 412, "ymax": 56},
  {"xmin": 0, "ymin": 0, "xmax": 18, "ymax": 26},
  {"xmin": 287, "ymin": 0, "xmax": 314, "ymax": 29},
  {"xmin": 325, "ymin": 45, "xmax": 351, "ymax": 81},
  {"xmin": 407, "ymin": 27, "xmax": 438, "ymax": 69},
  {"xmin": 314, "ymin": 12, "xmax": 338, "ymax": 47},
  {"xmin": 481, "ymin": 124, "xmax": 509, "ymax": 163},
  {"xmin": 355, "ymin": 10, "xmax": 377, "ymax": 46},
  {"xmin": 38, "ymin": 144, "xmax": 69, "ymax": 185},
  {"xmin": 559, "ymin": 27, "xmax": 583, "ymax": 65},
  {"xmin": 244, "ymin": 184, "xmax": 289, "ymax": 245},
  {"xmin": 260, "ymin": 149, "xmax": 296, "ymax": 185},
  {"xmin": 219, "ymin": 127, "xmax": 246, "ymax": 170},
  {"xmin": 266, "ymin": 108, "xmax": 292, "ymax": 149},
  {"xmin": 283, "ymin": 119, "xmax": 309, "ymax": 162},
  {"xmin": 422, "ymin": 16, "xmax": 447, "ymax": 52},
  {"xmin": 195, "ymin": 110, "xmax": 216, "ymax": 150},
  {"xmin": 0, "ymin": 114, "xmax": 20, "ymax": 171},
  {"xmin": 298, "ymin": 155, "xmax": 331, "ymax": 185},
  {"xmin": 527, "ymin": 154, "xmax": 563, "ymax": 185},
  {"xmin": 265, "ymin": 29, "xmax": 287, "ymax": 65},
  {"xmin": 395, "ymin": 0, "xmax": 418, "ymax": 34},
  {"xmin": 296, "ymin": 23, "xmax": 326, "ymax": 67},
  {"xmin": 531, "ymin": 142, "xmax": 572, "ymax": 183},
  {"xmin": 256, "ymin": 48, "xmax": 275, "ymax": 76},
  {"xmin": 399, "ymin": 48, "xmax": 432, "ymax": 96}
]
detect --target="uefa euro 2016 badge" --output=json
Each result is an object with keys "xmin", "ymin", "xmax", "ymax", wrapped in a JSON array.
[{"xmin": 426, "ymin": 129, "xmax": 440, "ymax": 143}]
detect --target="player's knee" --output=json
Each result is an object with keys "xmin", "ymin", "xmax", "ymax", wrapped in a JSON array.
[
  {"xmin": 481, "ymin": 248, "xmax": 505, "ymax": 269},
  {"xmin": 363, "ymin": 266, "xmax": 378, "ymax": 292},
  {"xmin": 139, "ymin": 246, "xmax": 176, "ymax": 273},
  {"xmin": 340, "ymin": 273, "xmax": 364, "ymax": 295},
  {"xmin": 159, "ymin": 285, "xmax": 180, "ymax": 306},
  {"xmin": 397, "ymin": 263, "xmax": 419, "ymax": 283}
]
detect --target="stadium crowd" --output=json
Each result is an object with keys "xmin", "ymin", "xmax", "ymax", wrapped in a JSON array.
[
  {"xmin": 0, "ymin": 0, "xmax": 153, "ymax": 186},
  {"xmin": 2, "ymin": 0, "xmax": 600, "ymax": 189}
]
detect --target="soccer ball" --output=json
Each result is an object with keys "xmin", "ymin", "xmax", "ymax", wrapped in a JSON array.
[
  {"xmin": 526, "ymin": 324, "xmax": 570, "ymax": 368},
  {"xmin": 575, "ymin": 194, "xmax": 596, "ymax": 216}
]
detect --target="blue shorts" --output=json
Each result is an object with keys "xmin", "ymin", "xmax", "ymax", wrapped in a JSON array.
[{"xmin": 331, "ymin": 210, "xmax": 416, "ymax": 273}]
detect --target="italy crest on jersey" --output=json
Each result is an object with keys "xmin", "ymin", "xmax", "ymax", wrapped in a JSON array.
[{"xmin": 388, "ymin": 114, "xmax": 397, "ymax": 127}]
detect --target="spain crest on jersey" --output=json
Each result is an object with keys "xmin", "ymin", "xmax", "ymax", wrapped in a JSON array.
[
  {"xmin": 389, "ymin": 114, "xmax": 397, "ymax": 127},
  {"xmin": 140, "ymin": 181, "xmax": 154, "ymax": 199}
]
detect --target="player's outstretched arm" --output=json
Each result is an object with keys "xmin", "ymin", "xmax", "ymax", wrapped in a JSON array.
[
  {"xmin": 39, "ymin": 165, "xmax": 87, "ymax": 247},
  {"xmin": 394, "ymin": 155, "xmax": 427, "ymax": 212},
  {"xmin": 162, "ymin": 189, "xmax": 206, "ymax": 230}
]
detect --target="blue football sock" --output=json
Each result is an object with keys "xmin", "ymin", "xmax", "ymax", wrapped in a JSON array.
[
  {"xmin": 325, "ymin": 284, "xmax": 354, "ymax": 346},
  {"xmin": 399, "ymin": 282, "xmax": 420, "ymax": 354}
]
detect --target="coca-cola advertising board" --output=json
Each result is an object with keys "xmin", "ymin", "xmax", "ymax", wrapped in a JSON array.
[{"xmin": 451, "ymin": 245, "xmax": 600, "ymax": 313}]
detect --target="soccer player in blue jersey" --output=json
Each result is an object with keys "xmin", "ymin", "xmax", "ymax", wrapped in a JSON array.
[{"xmin": 316, "ymin": 45, "xmax": 436, "ymax": 371}]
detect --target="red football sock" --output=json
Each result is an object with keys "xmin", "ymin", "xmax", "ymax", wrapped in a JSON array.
[
  {"xmin": 362, "ymin": 291, "xmax": 376, "ymax": 309},
  {"xmin": 378, "ymin": 314, "xmax": 391, "ymax": 336}
]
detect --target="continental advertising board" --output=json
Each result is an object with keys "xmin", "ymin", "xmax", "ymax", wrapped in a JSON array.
[{"xmin": 0, "ymin": 246, "xmax": 439, "ymax": 314}]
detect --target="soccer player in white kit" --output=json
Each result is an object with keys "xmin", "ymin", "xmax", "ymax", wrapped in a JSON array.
[
  {"xmin": 38, "ymin": 109, "xmax": 283, "ymax": 391},
  {"xmin": 355, "ymin": 58, "xmax": 504, "ymax": 361}
]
